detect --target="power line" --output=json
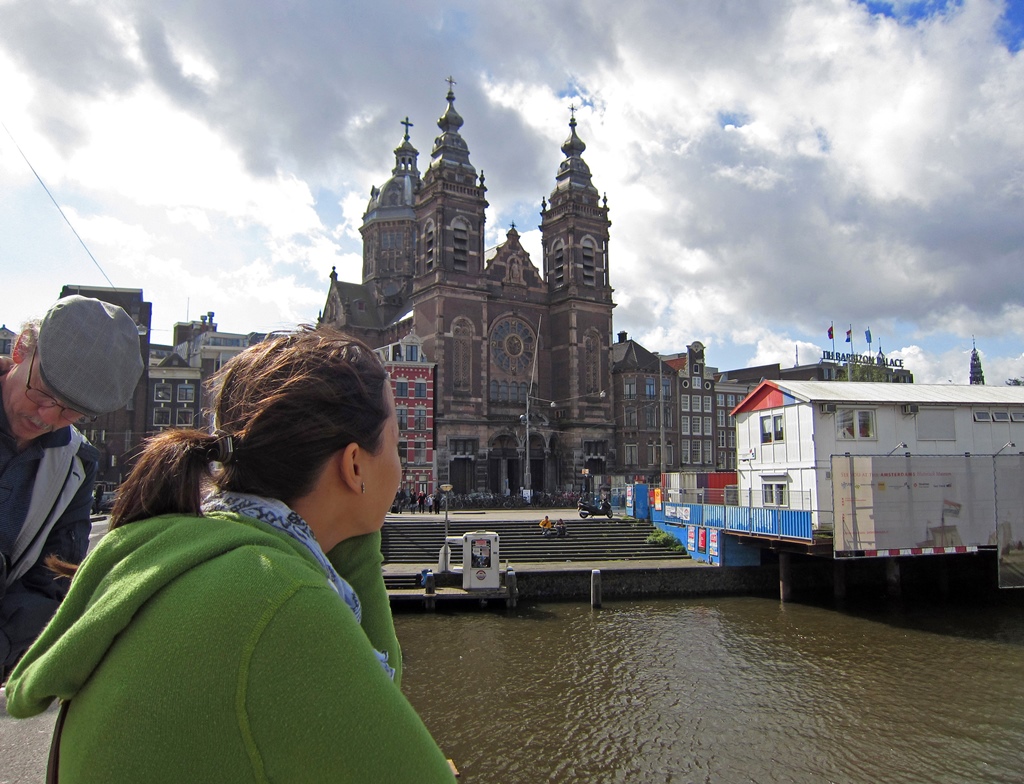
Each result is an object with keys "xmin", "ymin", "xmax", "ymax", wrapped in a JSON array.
[{"xmin": 2, "ymin": 119, "xmax": 116, "ymax": 288}]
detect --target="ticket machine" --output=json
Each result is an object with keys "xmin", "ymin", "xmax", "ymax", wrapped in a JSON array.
[{"xmin": 462, "ymin": 531, "xmax": 500, "ymax": 590}]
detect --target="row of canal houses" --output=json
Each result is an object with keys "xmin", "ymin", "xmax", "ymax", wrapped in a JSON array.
[{"xmin": 638, "ymin": 381, "xmax": 1024, "ymax": 593}]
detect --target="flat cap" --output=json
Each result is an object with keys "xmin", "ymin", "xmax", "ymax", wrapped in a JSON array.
[{"xmin": 37, "ymin": 295, "xmax": 144, "ymax": 418}]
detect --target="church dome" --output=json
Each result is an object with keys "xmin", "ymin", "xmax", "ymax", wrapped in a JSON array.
[{"xmin": 364, "ymin": 121, "xmax": 421, "ymax": 223}]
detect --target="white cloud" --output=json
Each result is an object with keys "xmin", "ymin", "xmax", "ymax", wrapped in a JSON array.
[{"xmin": 1, "ymin": 0, "xmax": 1021, "ymax": 389}]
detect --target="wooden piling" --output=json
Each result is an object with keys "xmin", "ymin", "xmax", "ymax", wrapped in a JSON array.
[
  {"xmin": 591, "ymin": 569, "xmax": 602, "ymax": 608},
  {"xmin": 779, "ymin": 551, "xmax": 792, "ymax": 603}
]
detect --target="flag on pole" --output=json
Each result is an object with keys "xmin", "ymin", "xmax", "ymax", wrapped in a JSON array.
[
  {"xmin": 865, "ymin": 328, "xmax": 872, "ymax": 344},
  {"xmin": 827, "ymin": 324, "xmax": 834, "ymax": 339},
  {"xmin": 845, "ymin": 329, "xmax": 852, "ymax": 343}
]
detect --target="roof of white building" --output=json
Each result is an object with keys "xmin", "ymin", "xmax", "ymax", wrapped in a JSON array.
[{"xmin": 734, "ymin": 380, "xmax": 1024, "ymax": 414}]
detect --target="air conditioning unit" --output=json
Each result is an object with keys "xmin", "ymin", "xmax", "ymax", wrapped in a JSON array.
[
  {"xmin": 820, "ymin": 403, "xmax": 837, "ymax": 414},
  {"xmin": 902, "ymin": 404, "xmax": 920, "ymax": 414}
]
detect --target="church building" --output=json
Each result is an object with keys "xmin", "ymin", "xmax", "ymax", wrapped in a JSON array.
[{"xmin": 319, "ymin": 84, "xmax": 616, "ymax": 495}]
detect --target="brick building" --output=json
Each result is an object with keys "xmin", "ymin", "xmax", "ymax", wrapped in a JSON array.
[{"xmin": 319, "ymin": 86, "xmax": 615, "ymax": 495}]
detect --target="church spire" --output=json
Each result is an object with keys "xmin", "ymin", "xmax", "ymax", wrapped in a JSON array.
[
  {"xmin": 970, "ymin": 338, "xmax": 985, "ymax": 385},
  {"xmin": 553, "ymin": 104, "xmax": 598, "ymax": 197},
  {"xmin": 428, "ymin": 76, "xmax": 476, "ymax": 175}
]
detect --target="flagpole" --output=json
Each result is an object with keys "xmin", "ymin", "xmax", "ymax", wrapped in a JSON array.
[{"xmin": 847, "ymin": 324, "xmax": 854, "ymax": 380}]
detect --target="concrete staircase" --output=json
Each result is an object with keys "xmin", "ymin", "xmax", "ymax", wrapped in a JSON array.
[{"xmin": 381, "ymin": 514, "xmax": 689, "ymax": 567}]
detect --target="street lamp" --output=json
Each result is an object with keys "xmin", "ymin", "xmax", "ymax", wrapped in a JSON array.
[{"xmin": 440, "ymin": 483, "xmax": 453, "ymax": 572}]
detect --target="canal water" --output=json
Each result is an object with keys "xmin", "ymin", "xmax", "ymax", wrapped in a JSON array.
[{"xmin": 395, "ymin": 595, "xmax": 1024, "ymax": 783}]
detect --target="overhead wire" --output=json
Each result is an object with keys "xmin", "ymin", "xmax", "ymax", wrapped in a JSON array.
[{"xmin": 2, "ymin": 119, "xmax": 117, "ymax": 289}]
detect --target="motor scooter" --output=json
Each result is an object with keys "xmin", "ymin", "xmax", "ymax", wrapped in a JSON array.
[{"xmin": 577, "ymin": 498, "xmax": 613, "ymax": 519}]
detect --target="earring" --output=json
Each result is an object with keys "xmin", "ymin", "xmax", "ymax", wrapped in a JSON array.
[{"xmin": 361, "ymin": 482, "xmax": 366, "ymax": 494}]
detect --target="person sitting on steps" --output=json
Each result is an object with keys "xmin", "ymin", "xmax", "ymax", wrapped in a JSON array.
[{"xmin": 538, "ymin": 515, "xmax": 553, "ymax": 535}]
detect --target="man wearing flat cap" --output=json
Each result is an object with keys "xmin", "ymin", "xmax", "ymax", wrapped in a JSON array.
[{"xmin": 0, "ymin": 295, "xmax": 143, "ymax": 676}]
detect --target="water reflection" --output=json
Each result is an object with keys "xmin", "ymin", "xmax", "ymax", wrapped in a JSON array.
[{"xmin": 396, "ymin": 597, "xmax": 1024, "ymax": 783}]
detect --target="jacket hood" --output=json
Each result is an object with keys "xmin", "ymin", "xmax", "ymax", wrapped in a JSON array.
[{"xmin": 5, "ymin": 512, "xmax": 315, "ymax": 717}]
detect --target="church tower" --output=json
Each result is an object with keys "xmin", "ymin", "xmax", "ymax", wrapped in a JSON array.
[
  {"xmin": 410, "ymin": 80, "xmax": 490, "ymax": 421},
  {"xmin": 970, "ymin": 339, "xmax": 985, "ymax": 385},
  {"xmin": 540, "ymin": 108, "xmax": 615, "ymax": 479},
  {"xmin": 358, "ymin": 118, "xmax": 421, "ymax": 325}
]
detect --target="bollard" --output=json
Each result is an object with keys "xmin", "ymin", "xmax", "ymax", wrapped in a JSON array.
[
  {"xmin": 591, "ymin": 569, "xmax": 602, "ymax": 608},
  {"xmin": 424, "ymin": 570, "xmax": 436, "ymax": 611},
  {"xmin": 505, "ymin": 567, "xmax": 518, "ymax": 609}
]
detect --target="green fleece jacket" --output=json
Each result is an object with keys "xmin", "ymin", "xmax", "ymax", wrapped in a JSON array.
[{"xmin": 5, "ymin": 512, "xmax": 455, "ymax": 783}]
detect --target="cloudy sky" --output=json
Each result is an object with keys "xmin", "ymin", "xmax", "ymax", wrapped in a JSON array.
[{"xmin": 1, "ymin": 0, "xmax": 1022, "ymax": 384}]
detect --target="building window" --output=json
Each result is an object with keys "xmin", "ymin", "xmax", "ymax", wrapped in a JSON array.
[
  {"xmin": 680, "ymin": 396, "xmax": 689, "ymax": 412},
  {"xmin": 717, "ymin": 409, "xmax": 726, "ymax": 427},
  {"xmin": 761, "ymin": 414, "xmax": 784, "ymax": 443},
  {"xmin": 415, "ymin": 381, "xmax": 427, "ymax": 398},
  {"xmin": 663, "ymin": 405, "xmax": 673, "ymax": 428},
  {"xmin": 414, "ymin": 408, "xmax": 427, "ymax": 430},
  {"xmin": 727, "ymin": 394, "xmax": 736, "ymax": 407},
  {"xmin": 584, "ymin": 440, "xmax": 607, "ymax": 457},
  {"xmin": 154, "ymin": 384, "xmax": 171, "ymax": 402},
  {"xmin": 718, "ymin": 431, "xmax": 727, "ymax": 448},
  {"xmin": 680, "ymin": 417, "xmax": 690, "ymax": 435},
  {"xmin": 406, "ymin": 345, "xmax": 418, "ymax": 362},
  {"xmin": 704, "ymin": 440, "xmax": 713, "ymax": 464},
  {"xmin": 397, "ymin": 408, "xmax": 408, "ymax": 431},
  {"xmin": 453, "ymin": 319, "xmax": 472, "ymax": 391},
  {"xmin": 692, "ymin": 416, "xmax": 701, "ymax": 436},
  {"xmin": 581, "ymin": 239, "xmax": 596, "ymax": 286},
  {"xmin": 625, "ymin": 407, "xmax": 637, "ymax": 428},
  {"xmin": 662, "ymin": 377, "xmax": 672, "ymax": 401},
  {"xmin": 704, "ymin": 416, "xmax": 712, "ymax": 435},
  {"xmin": 680, "ymin": 441, "xmax": 691, "ymax": 464},
  {"xmin": 692, "ymin": 441, "xmax": 701, "ymax": 463},
  {"xmin": 414, "ymin": 441, "xmax": 427, "ymax": 464},
  {"xmin": 396, "ymin": 380, "xmax": 408, "ymax": 398},
  {"xmin": 646, "ymin": 377, "xmax": 656, "ymax": 398},
  {"xmin": 717, "ymin": 393, "xmax": 725, "ymax": 406},
  {"xmin": 424, "ymin": 224, "xmax": 435, "ymax": 271},
  {"xmin": 585, "ymin": 332, "xmax": 600, "ymax": 394},
  {"xmin": 176, "ymin": 409, "xmax": 194, "ymax": 427},
  {"xmin": 398, "ymin": 441, "xmax": 408, "ymax": 466},
  {"xmin": 666, "ymin": 443, "xmax": 674, "ymax": 466},
  {"xmin": 762, "ymin": 483, "xmax": 788, "ymax": 507},
  {"xmin": 692, "ymin": 394, "xmax": 701, "ymax": 412},
  {"xmin": 153, "ymin": 408, "xmax": 170, "ymax": 427},
  {"xmin": 624, "ymin": 444, "xmax": 638, "ymax": 466},
  {"xmin": 648, "ymin": 442, "xmax": 656, "ymax": 465},
  {"xmin": 624, "ymin": 378, "xmax": 636, "ymax": 400},
  {"xmin": 645, "ymin": 407, "xmax": 657, "ymax": 428},
  {"xmin": 692, "ymin": 375, "xmax": 701, "ymax": 389},
  {"xmin": 704, "ymin": 395, "xmax": 712, "ymax": 412},
  {"xmin": 451, "ymin": 438, "xmax": 477, "ymax": 455},
  {"xmin": 837, "ymin": 409, "xmax": 876, "ymax": 440},
  {"xmin": 973, "ymin": 411, "xmax": 992, "ymax": 422},
  {"xmin": 552, "ymin": 241, "xmax": 565, "ymax": 286},
  {"xmin": 453, "ymin": 220, "xmax": 469, "ymax": 272}
]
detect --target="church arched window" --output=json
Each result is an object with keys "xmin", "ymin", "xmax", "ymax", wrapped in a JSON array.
[
  {"xmin": 453, "ymin": 318, "xmax": 473, "ymax": 391},
  {"xmin": 424, "ymin": 221, "xmax": 436, "ymax": 272},
  {"xmin": 452, "ymin": 217, "xmax": 470, "ymax": 272},
  {"xmin": 584, "ymin": 330, "xmax": 600, "ymax": 395},
  {"xmin": 552, "ymin": 240, "xmax": 565, "ymax": 286},
  {"xmin": 581, "ymin": 238, "xmax": 597, "ymax": 286}
]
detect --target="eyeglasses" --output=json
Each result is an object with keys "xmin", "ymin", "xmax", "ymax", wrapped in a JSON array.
[{"xmin": 25, "ymin": 353, "xmax": 95, "ymax": 425}]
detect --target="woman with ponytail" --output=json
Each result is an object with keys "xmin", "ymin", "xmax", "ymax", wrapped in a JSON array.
[{"xmin": 6, "ymin": 327, "xmax": 455, "ymax": 782}]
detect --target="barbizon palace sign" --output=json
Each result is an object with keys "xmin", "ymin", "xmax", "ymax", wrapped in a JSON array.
[{"xmin": 822, "ymin": 351, "xmax": 905, "ymax": 368}]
